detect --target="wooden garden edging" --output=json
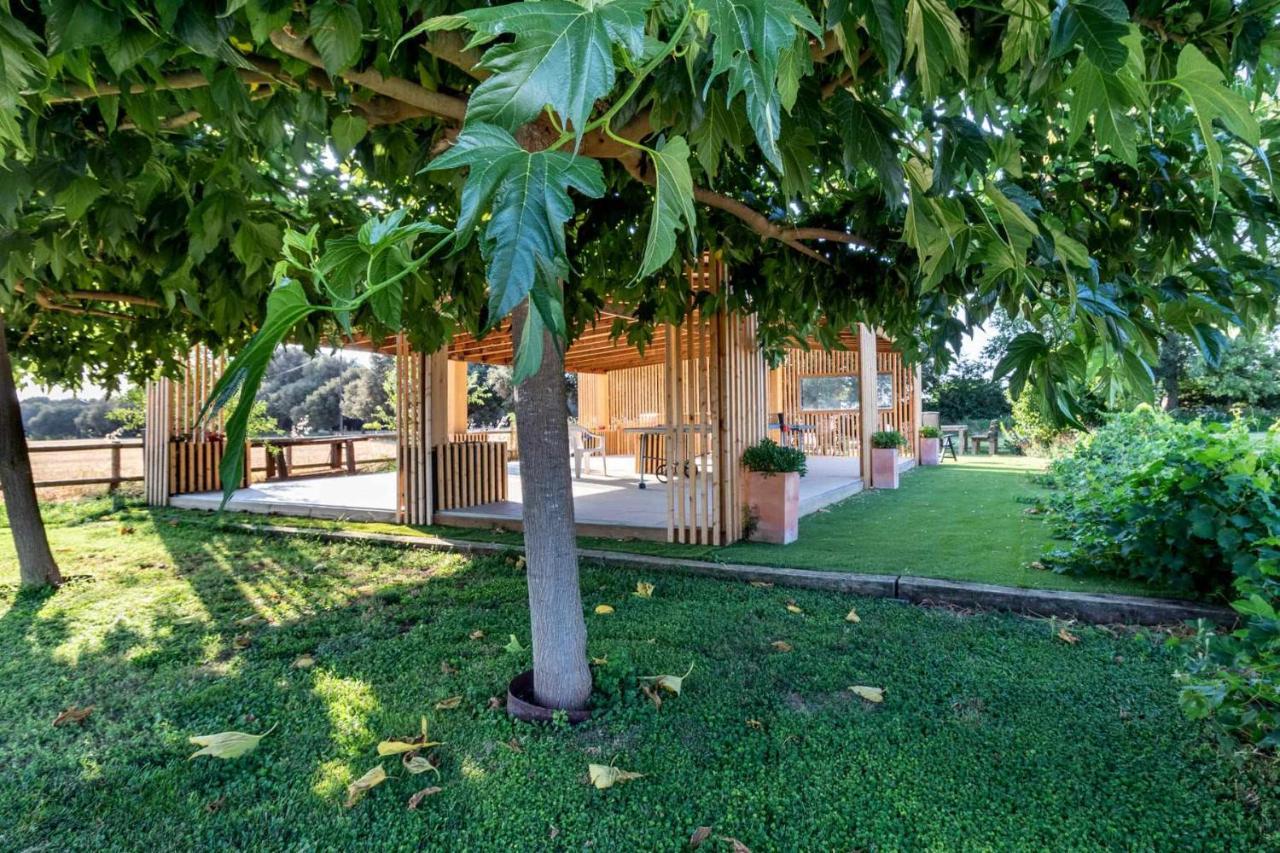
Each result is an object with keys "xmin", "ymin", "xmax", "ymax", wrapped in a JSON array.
[{"xmin": 192, "ymin": 518, "xmax": 1235, "ymax": 627}]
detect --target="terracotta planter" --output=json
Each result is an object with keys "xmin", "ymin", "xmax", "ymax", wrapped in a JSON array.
[
  {"xmin": 506, "ymin": 670, "xmax": 593, "ymax": 725},
  {"xmin": 746, "ymin": 470, "xmax": 799, "ymax": 544},
  {"xmin": 871, "ymin": 448, "xmax": 900, "ymax": 488},
  {"xmin": 920, "ymin": 437, "xmax": 940, "ymax": 466}
]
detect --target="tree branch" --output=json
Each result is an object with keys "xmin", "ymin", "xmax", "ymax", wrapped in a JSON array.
[
  {"xmin": 269, "ymin": 29, "xmax": 468, "ymax": 122},
  {"xmin": 15, "ymin": 282, "xmax": 164, "ymax": 310}
]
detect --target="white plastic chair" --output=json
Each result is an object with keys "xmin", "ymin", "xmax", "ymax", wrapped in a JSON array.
[{"xmin": 569, "ymin": 424, "xmax": 607, "ymax": 479}]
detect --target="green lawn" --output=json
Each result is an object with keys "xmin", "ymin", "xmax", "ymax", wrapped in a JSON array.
[
  {"xmin": 159, "ymin": 455, "xmax": 1165, "ymax": 597},
  {"xmin": 1, "ymin": 506, "xmax": 1275, "ymax": 849}
]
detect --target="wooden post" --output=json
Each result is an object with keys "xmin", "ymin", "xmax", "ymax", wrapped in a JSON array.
[
  {"xmin": 109, "ymin": 441, "xmax": 121, "ymax": 492},
  {"xmin": 447, "ymin": 360, "xmax": 469, "ymax": 436},
  {"xmin": 911, "ymin": 363, "xmax": 923, "ymax": 461},
  {"xmin": 143, "ymin": 378, "xmax": 171, "ymax": 506},
  {"xmin": 858, "ymin": 324, "xmax": 878, "ymax": 485}
]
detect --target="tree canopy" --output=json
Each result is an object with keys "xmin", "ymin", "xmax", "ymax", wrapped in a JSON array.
[{"xmin": 4, "ymin": 1, "xmax": 1278, "ymax": 427}]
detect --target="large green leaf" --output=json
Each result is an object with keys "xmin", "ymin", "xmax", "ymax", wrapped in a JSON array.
[
  {"xmin": 427, "ymin": 123, "xmax": 605, "ymax": 322},
  {"xmin": 903, "ymin": 159, "xmax": 968, "ymax": 289},
  {"xmin": 689, "ymin": 92, "xmax": 748, "ymax": 179},
  {"xmin": 1064, "ymin": 31, "xmax": 1146, "ymax": 166},
  {"xmin": 330, "ymin": 114, "xmax": 368, "ymax": 159},
  {"xmin": 419, "ymin": 0, "xmax": 649, "ymax": 143},
  {"xmin": 696, "ymin": 0, "xmax": 821, "ymax": 171},
  {"xmin": 849, "ymin": 0, "xmax": 905, "ymax": 77},
  {"xmin": 1049, "ymin": 0, "xmax": 1129, "ymax": 73},
  {"xmin": 905, "ymin": 0, "xmax": 967, "ymax": 101},
  {"xmin": 998, "ymin": 0, "xmax": 1049, "ymax": 73},
  {"xmin": 832, "ymin": 93, "xmax": 905, "ymax": 208},
  {"xmin": 639, "ymin": 136, "xmax": 696, "ymax": 278},
  {"xmin": 929, "ymin": 116, "xmax": 990, "ymax": 195},
  {"xmin": 1170, "ymin": 45, "xmax": 1262, "ymax": 195},
  {"xmin": 311, "ymin": 0, "xmax": 364, "ymax": 74}
]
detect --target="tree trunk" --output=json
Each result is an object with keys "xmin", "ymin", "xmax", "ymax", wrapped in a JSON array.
[
  {"xmin": 0, "ymin": 316, "xmax": 62, "ymax": 587},
  {"xmin": 1158, "ymin": 334, "xmax": 1183, "ymax": 412},
  {"xmin": 511, "ymin": 304, "xmax": 592, "ymax": 710}
]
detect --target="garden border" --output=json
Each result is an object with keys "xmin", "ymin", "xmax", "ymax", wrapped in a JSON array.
[{"xmin": 199, "ymin": 519, "xmax": 1234, "ymax": 627}]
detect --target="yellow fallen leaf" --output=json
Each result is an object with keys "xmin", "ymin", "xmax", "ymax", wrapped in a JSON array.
[
  {"xmin": 292, "ymin": 654, "xmax": 316, "ymax": 669},
  {"xmin": 690, "ymin": 826, "xmax": 712, "ymax": 848},
  {"xmin": 745, "ymin": 719, "xmax": 763, "ymax": 730},
  {"xmin": 588, "ymin": 763, "xmax": 644, "ymax": 789},
  {"xmin": 514, "ymin": 556, "xmax": 526, "ymax": 571},
  {"xmin": 344, "ymin": 764, "xmax": 387, "ymax": 808},
  {"xmin": 785, "ymin": 602, "xmax": 803, "ymax": 614},
  {"xmin": 594, "ymin": 604, "xmax": 615, "ymax": 615},
  {"xmin": 749, "ymin": 580, "xmax": 773, "ymax": 589},
  {"xmin": 1057, "ymin": 627, "xmax": 1080, "ymax": 645},
  {"xmin": 469, "ymin": 630, "xmax": 486, "ymax": 640},
  {"xmin": 407, "ymin": 786, "xmax": 442, "ymax": 809},
  {"xmin": 232, "ymin": 632, "xmax": 253, "ymax": 649},
  {"xmin": 848, "ymin": 685, "xmax": 884, "ymax": 703},
  {"xmin": 634, "ymin": 582, "xmax": 655, "ymax": 598},
  {"xmin": 590, "ymin": 656, "xmax": 609, "ymax": 666},
  {"xmin": 504, "ymin": 634, "xmax": 525, "ymax": 653},
  {"xmin": 188, "ymin": 724, "xmax": 275, "ymax": 760},
  {"xmin": 434, "ymin": 696, "xmax": 463, "ymax": 711},
  {"xmin": 770, "ymin": 641, "xmax": 793, "ymax": 653},
  {"xmin": 845, "ymin": 609, "xmax": 861, "ymax": 623},
  {"xmin": 639, "ymin": 662, "xmax": 694, "ymax": 696},
  {"xmin": 377, "ymin": 740, "xmax": 420, "ymax": 756}
]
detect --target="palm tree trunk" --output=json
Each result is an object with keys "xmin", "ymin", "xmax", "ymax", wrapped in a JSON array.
[
  {"xmin": 510, "ymin": 303, "xmax": 592, "ymax": 710},
  {"xmin": 0, "ymin": 316, "xmax": 62, "ymax": 587}
]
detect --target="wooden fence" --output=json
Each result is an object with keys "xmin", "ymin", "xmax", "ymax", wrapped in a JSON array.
[{"xmin": 13, "ymin": 439, "xmax": 144, "ymax": 491}]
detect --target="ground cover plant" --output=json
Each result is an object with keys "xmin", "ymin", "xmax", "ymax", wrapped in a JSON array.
[
  {"xmin": 1, "ymin": 502, "xmax": 1277, "ymax": 849},
  {"xmin": 1042, "ymin": 408, "xmax": 1280, "ymax": 746}
]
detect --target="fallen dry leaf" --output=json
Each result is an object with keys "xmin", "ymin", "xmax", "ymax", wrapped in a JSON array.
[
  {"xmin": 402, "ymin": 753, "xmax": 439, "ymax": 776},
  {"xmin": 594, "ymin": 604, "xmax": 615, "ymax": 615},
  {"xmin": 588, "ymin": 763, "xmax": 644, "ymax": 789},
  {"xmin": 1057, "ymin": 627, "xmax": 1080, "ymax": 645},
  {"xmin": 505, "ymin": 737, "xmax": 524, "ymax": 753},
  {"xmin": 345, "ymin": 764, "xmax": 387, "ymax": 808},
  {"xmin": 407, "ymin": 786, "xmax": 442, "ymax": 810},
  {"xmin": 785, "ymin": 601, "xmax": 803, "ymax": 614},
  {"xmin": 749, "ymin": 580, "xmax": 774, "ymax": 589},
  {"xmin": 232, "ymin": 633, "xmax": 253, "ymax": 650},
  {"xmin": 770, "ymin": 641, "xmax": 793, "ymax": 653},
  {"xmin": 434, "ymin": 696, "xmax": 463, "ymax": 711},
  {"xmin": 1028, "ymin": 560, "xmax": 1048, "ymax": 571},
  {"xmin": 52, "ymin": 705, "xmax": 93, "ymax": 727},
  {"xmin": 639, "ymin": 662, "xmax": 694, "ymax": 696},
  {"xmin": 487, "ymin": 695, "xmax": 504, "ymax": 710},
  {"xmin": 291, "ymin": 654, "xmax": 315, "ymax": 669},
  {"xmin": 690, "ymin": 826, "xmax": 712, "ymax": 848},
  {"xmin": 845, "ymin": 609, "xmax": 861, "ymax": 623},
  {"xmin": 848, "ymin": 685, "xmax": 885, "ymax": 704},
  {"xmin": 634, "ymin": 581, "xmax": 655, "ymax": 598},
  {"xmin": 590, "ymin": 655, "xmax": 609, "ymax": 666},
  {"xmin": 640, "ymin": 683, "xmax": 663, "ymax": 710},
  {"xmin": 514, "ymin": 556, "xmax": 526, "ymax": 571},
  {"xmin": 721, "ymin": 836, "xmax": 752, "ymax": 853},
  {"xmin": 188, "ymin": 724, "xmax": 275, "ymax": 760},
  {"xmin": 376, "ymin": 740, "xmax": 421, "ymax": 756},
  {"xmin": 118, "ymin": 525, "xmax": 135, "ymax": 535},
  {"xmin": 469, "ymin": 630, "xmax": 486, "ymax": 640},
  {"xmin": 745, "ymin": 719, "xmax": 763, "ymax": 730}
]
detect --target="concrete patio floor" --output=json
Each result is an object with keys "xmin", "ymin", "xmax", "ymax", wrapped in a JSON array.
[{"xmin": 170, "ymin": 454, "xmax": 866, "ymax": 539}]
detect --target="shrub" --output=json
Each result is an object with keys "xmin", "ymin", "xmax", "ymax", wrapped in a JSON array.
[
  {"xmin": 1042, "ymin": 407, "xmax": 1280, "ymax": 595},
  {"xmin": 741, "ymin": 438, "xmax": 806, "ymax": 476},
  {"xmin": 920, "ymin": 425, "xmax": 941, "ymax": 438},
  {"xmin": 927, "ymin": 360, "xmax": 1011, "ymax": 422},
  {"xmin": 1175, "ymin": 541, "xmax": 1280, "ymax": 748},
  {"xmin": 871, "ymin": 430, "xmax": 905, "ymax": 449}
]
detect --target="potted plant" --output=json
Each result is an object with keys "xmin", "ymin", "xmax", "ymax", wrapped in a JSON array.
[
  {"xmin": 870, "ymin": 430, "xmax": 906, "ymax": 488},
  {"xmin": 919, "ymin": 425, "xmax": 942, "ymax": 466},
  {"xmin": 741, "ymin": 438, "xmax": 806, "ymax": 544}
]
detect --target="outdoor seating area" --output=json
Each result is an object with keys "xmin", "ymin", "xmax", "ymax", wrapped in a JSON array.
[{"xmin": 148, "ymin": 261, "xmax": 918, "ymax": 546}]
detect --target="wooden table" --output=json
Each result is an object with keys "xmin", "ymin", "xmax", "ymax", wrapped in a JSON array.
[
  {"xmin": 940, "ymin": 424, "xmax": 967, "ymax": 454},
  {"xmin": 623, "ymin": 425, "xmax": 711, "ymax": 489}
]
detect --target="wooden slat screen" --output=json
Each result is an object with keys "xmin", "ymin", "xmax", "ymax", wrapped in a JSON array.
[
  {"xmin": 776, "ymin": 348, "xmax": 862, "ymax": 457},
  {"xmin": 875, "ymin": 349, "xmax": 917, "ymax": 459},
  {"xmin": 433, "ymin": 441, "xmax": 509, "ymax": 510},
  {"xmin": 396, "ymin": 335, "xmax": 433, "ymax": 524}
]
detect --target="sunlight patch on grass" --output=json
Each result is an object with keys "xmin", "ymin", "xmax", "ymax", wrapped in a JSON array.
[{"xmin": 312, "ymin": 670, "xmax": 379, "ymax": 751}]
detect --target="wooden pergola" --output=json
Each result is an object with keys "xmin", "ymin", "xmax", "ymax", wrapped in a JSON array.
[{"xmin": 142, "ymin": 257, "xmax": 920, "ymax": 545}]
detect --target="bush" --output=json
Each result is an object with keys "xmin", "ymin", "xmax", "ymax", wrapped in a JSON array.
[
  {"xmin": 870, "ymin": 430, "xmax": 905, "ymax": 449},
  {"xmin": 1176, "ymin": 541, "xmax": 1280, "ymax": 748},
  {"xmin": 741, "ymin": 438, "xmax": 806, "ymax": 475},
  {"xmin": 928, "ymin": 360, "xmax": 1011, "ymax": 422},
  {"xmin": 920, "ymin": 425, "xmax": 941, "ymax": 438},
  {"xmin": 1042, "ymin": 407, "xmax": 1280, "ymax": 595}
]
